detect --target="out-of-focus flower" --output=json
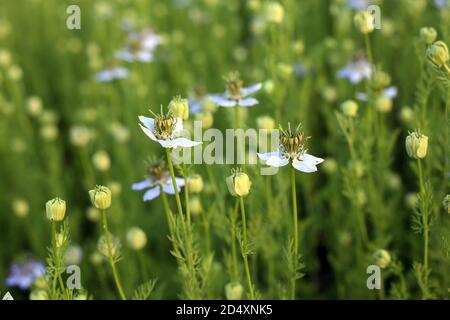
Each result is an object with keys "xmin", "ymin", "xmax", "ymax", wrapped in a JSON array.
[
  {"xmin": 264, "ymin": 2, "xmax": 284, "ymax": 24},
  {"xmin": 116, "ymin": 29, "xmax": 162, "ymax": 63},
  {"xmin": 132, "ymin": 160, "xmax": 185, "ymax": 201},
  {"xmin": 375, "ymin": 96, "xmax": 393, "ymax": 113},
  {"xmin": 346, "ymin": 0, "xmax": 370, "ymax": 9},
  {"xmin": 110, "ymin": 122, "xmax": 130, "ymax": 143},
  {"xmin": 337, "ymin": 58, "xmax": 372, "ymax": 84},
  {"xmin": 434, "ymin": 0, "xmax": 448, "ymax": 9},
  {"xmin": 95, "ymin": 66, "xmax": 129, "ymax": 82},
  {"xmin": 399, "ymin": 106, "xmax": 414, "ymax": 125},
  {"xmin": 29, "ymin": 290, "xmax": 49, "ymax": 300},
  {"xmin": 420, "ymin": 27, "xmax": 438, "ymax": 45},
  {"xmin": 354, "ymin": 10, "xmax": 375, "ymax": 34},
  {"xmin": 0, "ymin": 49, "xmax": 12, "ymax": 66},
  {"xmin": 188, "ymin": 174, "xmax": 203, "ymax": 193},
  {"xmin": 6, "ymin": 260, "xmax": 45, "ymax": 290},
  {"xmin": 63, "ymin": 245, "xmax": 83, "ymax": 266},
  {"xmin": 257, "ymin": 115, "xmax": 275, "ymax": 131},
  {"xmin": 225, "ymin": 282, "xmax": 244, "ymax": 300},
  {"xmin": 8, "ymin": 65, "xmax": 22, "ymax": 80},
  {"xmin": 195, "ymin": 111, "xmax": 214, "ymax": 129},
  {"xmin": 322, "ymin": 158, "xmax": 337, "ymax": 175},
  {"xmin": 12, "ymin": 198, "xmax": 29, "ymax": 218},
  {"xmin": 210, "ymin": 72, "xmax": 262, "ymax": 108},
  {"xmin": 373, "ymin": 249, "xmax": 391, "ymax": 269},
  {"xmin": 86, "ymin": 206, "xmax": 101, "ymax": 222},
  {"xmin": 26, "ymin": 96, "xmax": 43, "ymax": 117},
  {"xmin": 126, "ymin": 227, "xmax": 147, "ymax": 251},
  {"xmin": 341, "ymin": 100, "xmax": 359, "ymax": 117},
  {"xmin": 70, "ymin": 125, "xmax": 92, "ymax": 147},
  {"xmin": 92, "ymin": 150, "xmax": 111, "ymax": 172},
  {"xmin": 405, "ymin": 192, "xmax": 418, "ymax": 209},
  {"xmin": 258, "ymin": 123, "xmax": 324, "ymax": 173},
  {"xmin": 40, "ymin": 124, "xmax": 59, "ymax": 141},
  {"xmin": 190, "ymin": 196, "xmax": 203, "ymax": 215}
]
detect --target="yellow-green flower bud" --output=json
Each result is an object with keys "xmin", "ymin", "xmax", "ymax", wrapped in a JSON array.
[
  {"xmin": 443, "ymin": 195, "xmax": 450, "ymax": 214},
  {"xmin": 375, "ymin": 96, "xmax": 393, "ymax": 113},
  {"xmin": 420, "ymin": 27, "xmax": 437, "ymax": 45},
  {"xmin": 12, "ymin": 198, "xmax": 29, "ymax": 218},
  {"xmin": 92, "ymin": 150, "xmax": 111, "ymax": 172},
  {"xmin": 226, "ymin": 170, "xmax": 251, "ymax": 197},
  {"xmin": 45, "ymin": 197, "xmax": 66, "ymax": 221},
  {"xmin": 354, "ymin": 11, "xmax": 375, "ymax": 34},
  {"xmin": 190, "ymin": 196, "xmax": 203, "ymax": 216},
  {"xmin": 97, "ymin": 233, "xmax": 121, "ymax": 259},
  {"xmin": 426, "ymin": 40, "xmax": 449, "ymax": 67},
  {"xmin": 373, "ymin": 249, "xmax": 391, "ymax": 269},
  {"xmin": 63, "ymin": 245, "xmax": 83, "ymax": 265},
  {"xmin": 399, "ymin": 106, "xmax": 414, "ymax": 124},
  {"xmin": 29, "ymin": 290, "xmax": 49, "ymax": 300},
  {"xmin": 263, "ymin": 80, "xmax": 275, "ymax": 95},
  {"xmin": 26, "ymin": 96, "xmax": 43, "ymax": 117},
  {"xmin": 405, "ymin": 192, "xmax": 418, "ymax": 209},
  {"xmin": 89, "ymin": 185, "xmax": 112, "ymax": 210},
  {"xmin": 373, "ymin": 71, "xmax": 391, "ymax": 88},
  {"xmin": 188, "ymin": 174, "xmax": 204, "ymax": 193},
  {"xmin": 264, "ymin": 2, "xmax": 284, "ymax": 24},
  {"xmin": 225, "ymin": 282, "xmax": 244, "ymax": 300},
  {"xmin": 86, "ymin": 206, "xmax": 101, "ymax": 222},
  {"xmin": 126, "ymin": 227, "xmax": 147, "ymax": 251},
  {"xmin": 341, "ymin": 100, "xmax": 358, "ymax": 117},
  {"xmin": 33, "ymin": 276, "xmax": 48, "ymax": 290},
  {"xmin": 256, "ymin": 115, "xmax": 275, "ymax": 131},
  {"xmin": 169, "ymin": 96, "xmax": 189, "ymax": 120},
  {"xmin": 196, "ymin": 111, "xmax": 214, "ymax": 129},
  {"xmin": 405, "ymin": 130, "xmax": 428, "ymax": 159}
]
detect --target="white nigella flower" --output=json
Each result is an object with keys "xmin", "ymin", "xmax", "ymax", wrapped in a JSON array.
[
  {"xmin": 257, "ymin": 124, "xmax": 324, "ymax": 173},
  {"xmin": 434, "ymin": 0, "xmax": 448, "ymax": 9},
  {"xmin": 95, "ymin": 66, "xmax": 129, "ymax": 82},
  {"xmin": 138, "ymin": 108, "xmax": 201, "ymax": 148},
  {"xmin": 132, "ymin": 162, "xmax": 185, "ymax": 201},
  {"xmin": 337, "ymin": 58, "xmax": 372, "ymax": 84},
  {"xmin": 188, "ymin": 87, "xmax": 216, "ymax": 114},
  {"xmin": 356, "ymin": 86, "xmax": 398, "ymax": 101},
  {"xmin": 116, "ymin": 29, "xmax": 162, "ymax": 63},
  {"xmin": 210, "ymin": 72, "xmax": 262, "ymax": 107}
]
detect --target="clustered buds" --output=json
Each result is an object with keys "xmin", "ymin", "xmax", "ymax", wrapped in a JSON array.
[
  {"xmin": 45, "ymin": 197, "xmax": 66, "ymax": 221},
  {"xmin": 405, "ymin": 130, "xmax": 428, "ymax": 159},
  {"xmin": 89, "ymin": 185, "xmax": 112, "ymax": 210},
  {"xmin": 226, "ymin": 169, "xmax": 251, "ymax": 197}
]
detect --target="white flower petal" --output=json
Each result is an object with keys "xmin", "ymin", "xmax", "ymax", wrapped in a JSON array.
[
  {"xmin": 139, "ymin": 124, "xmax": 158, "ymax": 142},
  {"xmin": 138, "ymin": 116, "xmax": 155, "ymax": 130},
  {"xmin": 239, "ymin": 97, "xmax": 259, "ymax": 107},
  {"xmin": 257, "ymin": 152, "xmax": 282, "ymax": 161},
  {"xmin": 143, "ymin": 186, "xmax": 161, "ymax": 201},
  {"xmin": 301, "ymin": 153, "xmax": 324, "ymax": 166},
  {"xmin": 115, "ymin": 50, "xmax": 134, "ymax": 63},
  {"xmin": 210, "ymin": 95, "xmax": 237, "ymax": 107},
  {"xmin": 137, "ymin": 50, "xmax": 153, "ymax": 62},
  {"xmin": 175, "ymin": 177, "xmax": 185, "ymax": 186},
  {"xmin": 174, "ymin": 118, "xmax": 183, "ymax": 134},
  {"xmin": 241, "ymin": 83, "xmax": 262, "ymax": 96},
  {"xmin": 171, "ymin": 137, "xmax": 202, "ymax": 148},
  {"xmin": 132, "ymin": 179, "xmax": 153, "ymax": 191},
  {"xmin": 292, "ymin": 159, "xmax": 317, "ymax": 173}
]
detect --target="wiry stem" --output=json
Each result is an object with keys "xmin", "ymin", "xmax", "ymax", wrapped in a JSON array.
[
  {"xmin": 290, "ymin": 166, "xmax": 298, "ymax": 299},
  {"xmin": 239, "ymin": 197, "xmax": 255, "ymax": 300}
]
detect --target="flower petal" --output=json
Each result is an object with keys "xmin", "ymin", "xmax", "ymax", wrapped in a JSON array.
[
  {"xmin": 301, "ymin": 153, "xmax": 324, "ymax": 166},
  {"xmin": 210, "ymin": 95, "xmax": 237, "ymax": 107},
  {"xmin": 174, "ymin": 118, "xmax": 183, "ymax": 134},
  {"xmin": 383, "ymin": 86, "xmax": 398, "ymax": 99},
  {"xmin": 143, "ymin": 186, "xmax": 161, "ymax": 201},
  {"xmin": 257, "ymin": 152, "xmax": 282, "ymax": 161},
  {"xmin": 292, "ymin": 159, "xmax": 317, "ymax": 173},
  {"xmin": 241, "ymin": 83, "xmax": 262, "ymax": 96},
  {"xmin": 138, "ymin": 116, "xmax": 155, "ymax": 130},
  {"xmin": 239, "ymin": 97, "xmax": 259, "ymax": 107},
  {"xmin": 132, "ymin": 179, "xmax": 153, "ymax": 191},
  {"xmin": 171, "ymin": 137, "xmax": 202, "ymax": 148},
  {"xmin": 139, "ymin": 124, "xmax": 158, "ymax": 142},
  {"xmin": 162, "ymin": 182, "xmax": 181, "ymax": 194}
]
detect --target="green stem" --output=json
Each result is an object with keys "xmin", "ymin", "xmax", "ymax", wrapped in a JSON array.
[
  {"xmin": 101, "ymin": 210, "xmax": 127, "ymax": 300},
  {"xmin": 239, "ymin": 197, "xmax": 255, "ymax": 300},
  {"xmin": 160, "ymin": 189, "xmax": 175, "ymax": 238},
  {"xmin": 234, "ymin": 105, "xmax": 240, "ymax": 128},
  {"xmin": 290, "ymin": 166, "xmax": 298, "ymax": 299},
  {"xmin": 364, "ymin": 33, "xmax": 373, "ymax": 68},
  {"xmin": 51, "ymin": 222, "xmax": 67, "ymax": 300},
  {"xmin": 417, "ymin": 159, "xmax": 428, "ymax": 272},
  {"xmin": 182, "ymin": 163, "xmax": 191, "ymax": 226},
  {"xmin": 231, "ymin": 199, "xmax": 239, "ymax": 282},
  {"xmin": 165, "ymin": 148, "xmax": 184, "ymax": 218}
]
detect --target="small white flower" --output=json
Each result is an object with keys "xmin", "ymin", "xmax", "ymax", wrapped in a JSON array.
[
  {"xmin": 132, "ymin": 175, "xmax": 185, "ymax": 201},
  {"xmin": 138, "ymin": 114, "xmax": 201, "ymax": 149},
  {"xmin": 95, "ymin": 66, "xmax": 129, "ymax": 82},
  {"xmin": 337, "ymin": 59, "xmax": 372, "ymax": 84},
  {"xmin": 210, "ymin": 72, "xmax": 262, "ymax": 108},
  {"xmin": 257, "ymin": 124, "xmax": 324, "ymax": 173},
  {"xmin": 116, "ymin": 29, "xmax": 162, "ymax": 63},
  {"xmin": 356, "ymin": 86, "xmax": 398, "ymax": 101},
  {"xmin": 132, "ymin": 161, "xmax": 185, "ymax": 201}
]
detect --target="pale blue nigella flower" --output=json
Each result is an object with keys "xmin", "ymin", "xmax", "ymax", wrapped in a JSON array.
[
  {"xmin": 132, "ymin": 173, "xmax": 185, "ymax": 201},
  {"xmin": 337, "ymin": 59, "xmax": 372, "ymax": 84},
  {"xmin": 95, "ymin": 66, "xmax": 129, "ymax": 83},
  {"xmin": 5, "ymin": 260, "xmax": 45, "ymax": 290},
  {"xmin": 356, "ymin": 86, "xmax": 398, "ymax": 101}
]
